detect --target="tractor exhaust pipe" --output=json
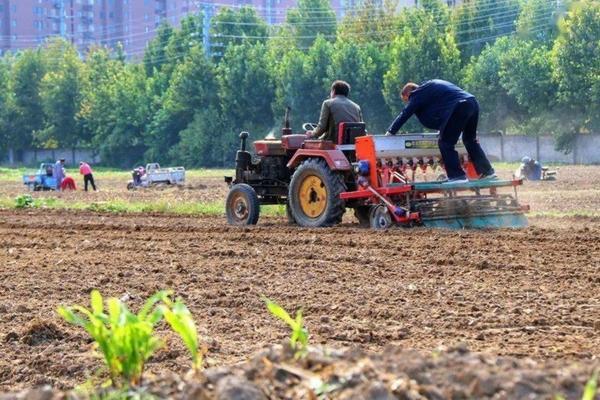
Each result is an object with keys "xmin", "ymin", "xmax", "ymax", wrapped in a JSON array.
[
  {"xmin": 239, "ymin": 131, "xmax": 249, "ymax": 152},
  {"xmin": 282, "ymin": 107, "xmax": 292, "ymax": 136}
]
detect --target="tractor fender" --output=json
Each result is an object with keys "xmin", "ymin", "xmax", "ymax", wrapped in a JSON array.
[{"xmin": 287, "ymin": 149, "xmax": 352, "ymax": 171}]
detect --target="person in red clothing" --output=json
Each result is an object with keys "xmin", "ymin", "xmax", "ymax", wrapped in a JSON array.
[{"xmin": 79, "ymin": 161, "xmax": 97, "ymax": 191}]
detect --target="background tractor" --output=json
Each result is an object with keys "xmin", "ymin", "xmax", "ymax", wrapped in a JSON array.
[{"xmin": 224, "ymin": 111, "xmax": 528, "ymax": 229}]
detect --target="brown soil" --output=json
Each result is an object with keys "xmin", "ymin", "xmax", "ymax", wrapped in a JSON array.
[
  {"xmin": 0, "ymin": 208, "xmax": 598, "ymax": 393},
  {"xmin": 7, "ymin": 344, "xmax": 599, "ymax": 399}
]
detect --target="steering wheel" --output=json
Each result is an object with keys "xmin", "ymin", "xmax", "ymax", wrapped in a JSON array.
[{"xmin": 302, "ymin": 122, "xmax": 318, "ymax": 132}]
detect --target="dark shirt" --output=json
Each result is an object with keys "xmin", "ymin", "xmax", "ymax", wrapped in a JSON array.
[
  {"xmin": 387, "ymin": 79, "xmax": 475, "ymax": 134},
  {"xmin": 313, "ymin": 95, "xmax": 363, "ymax": 142}
]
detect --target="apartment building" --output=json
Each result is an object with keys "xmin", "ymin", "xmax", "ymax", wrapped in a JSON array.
[{"xmin": 0, "ymin": 0, "xmax": 428, "ymax": 56}]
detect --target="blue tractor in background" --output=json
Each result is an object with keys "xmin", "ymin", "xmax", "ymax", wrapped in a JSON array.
[{"xmin": 22, "ymin": 163, "xmax": 58, "ymax": 191}]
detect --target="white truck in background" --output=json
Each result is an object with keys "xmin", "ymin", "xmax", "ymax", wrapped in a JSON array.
[{"xmin": 127, "ymin": 163, "xmax": 185, "ymax": 190}]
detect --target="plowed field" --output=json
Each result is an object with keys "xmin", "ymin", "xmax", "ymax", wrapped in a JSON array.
[{"xmin": 1, "ymin": 207, "xmax": 599, "ymax": 391}]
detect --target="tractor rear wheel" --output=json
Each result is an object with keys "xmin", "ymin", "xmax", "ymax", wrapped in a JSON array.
[
  {"xmin": 289, "ymin": 158, "xmax": 346, "ymax": 227},
  {"xmin": 226, "ymin": 184, "xmax": 260, "ymax": 225},
  {"xmin": 354, "ymin": 206, "xmax": 371, "ymax": 228},
  {"xmin": 285, "ymin": 200, "xmax": 296, "ymax": 225}
]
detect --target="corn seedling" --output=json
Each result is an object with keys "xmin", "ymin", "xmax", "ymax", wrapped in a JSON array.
[
  {"xmin": 160, "ymin": 295, "xmax": 203, "ymax": 371},
  {"xmin": 58, "ymin": 290, "xmax": 169, "ymax": 387},
  {"xmin": 582, "ymin": 370, "xmax": 598, "ymax": 400},
  {"xmin": 262, "ymin": 296, "xmax": 308, "ymax": 358}
]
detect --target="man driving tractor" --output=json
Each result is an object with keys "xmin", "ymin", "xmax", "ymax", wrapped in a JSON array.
[{"xmin": 308, "ymin": 80, "xmax": 363, "ymax": 141}]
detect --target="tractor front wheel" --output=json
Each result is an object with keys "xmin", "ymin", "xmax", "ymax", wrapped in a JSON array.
[
  {"xmin": 288, "ymin": 158, "xmax": 346, "ymax": 227},
  {"xmin": 226, "ymin": 184, "xmax": 260, "ymax": 225}
]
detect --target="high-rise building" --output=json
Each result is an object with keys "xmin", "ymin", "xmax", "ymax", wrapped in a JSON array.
[{"xmin": 0, "ymin": 0, "xmax": 442, "ymax": 56}]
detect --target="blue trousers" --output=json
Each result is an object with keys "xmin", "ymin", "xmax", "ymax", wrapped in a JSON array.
[{"xmin": 438, "ymin": 98, "xmax": 494, "ymax": 179}]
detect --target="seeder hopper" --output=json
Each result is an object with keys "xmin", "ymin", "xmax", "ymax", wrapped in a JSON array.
[{"xmin": 225, "ymin": 111, "xmax": 528, "ymax": 229}]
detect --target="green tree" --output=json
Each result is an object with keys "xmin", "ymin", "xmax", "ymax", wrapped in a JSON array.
[
  {"xmin": 0, "ymin": 57, "xmax": 12, "ymax": 158},
  {"xmin": 463, "ymin": 37, "xmax": 520, "ymax": 133},
  {"xmin": 499, "ymin": 40, "xmax": 556, "ymax": 126},
  {"xmin": 552, "ymin": 0, "xmax": 600, "ymax": 141},
  {"xmin": 174, "ymin": 107, "xmax": 228, "ymax": 166},
  {"xmin": 143, "ymin": 23, "xmax": 175, "ymax": 77},
  {"xmin": 210, "ymin": 6, "xmax": 269, "ymax": 56},
  {"xmin": 338, "ymin": 0, "xmax": 398, "ymax": 44},
  {"xmin": 146, "ymin": 45, "xmax": 219, "ymax": 164},
  {"xmin": 516, "ymin": 0, "xmax": 561, "ymax": 43},
  {"xmin": 453, "ymin": 0, "xmax": 521, "ymax": 61},
  {"xmin": 85, "ymin": 63, "xmax": 150, "ymax": 167},
  {"xmin": 218, "ymin": 42, "xmax": 275, "ymax": 145},
  {"xmin": 9, "ymin": 49, "xmax": 47, "ymax": 151},
  {"xmin": 286, "ymin": 0, "xmax": 337, "ymax": 48},
  {"xmin": 39, "ymin": 39, "xmax": 87, "ymax": 148}
]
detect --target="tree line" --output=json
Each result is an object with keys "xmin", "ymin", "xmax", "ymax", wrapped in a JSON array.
[{"xmin": 0, "ymin": 0, "xmax": 597, "ymax": 167}]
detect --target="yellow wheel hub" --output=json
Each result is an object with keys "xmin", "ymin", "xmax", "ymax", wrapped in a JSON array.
[{"xmin": 299, "ymin": 175, "xmax": 327, "ymax": 218}]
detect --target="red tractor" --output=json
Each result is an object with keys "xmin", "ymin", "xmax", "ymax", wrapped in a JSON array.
[{"xmin": 224, "ymin": 111, "xmax": 528, "ymax": 229}]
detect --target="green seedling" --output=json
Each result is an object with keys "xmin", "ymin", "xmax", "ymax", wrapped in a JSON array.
[
  {"xmin": 262, "ymin": 296, "xmax": 308, "ymax": 358},
  {"xmin": 58, "ymin": 290, "xmax": 169, "ymax": 387},
  {"xmin": 160, "ymin": 296, "xmax": 203, "ymax": 371},
  {"xmin": 582, "ymin": 370, "xmax": 598, "ymax": 400},
  {"xmin": 15, "ymin": 194, "xmax": 34, "ymax": 209}
]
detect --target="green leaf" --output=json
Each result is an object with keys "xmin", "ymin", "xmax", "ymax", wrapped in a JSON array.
[
  {"xmin": 582, "ymin": 370, "xmax": 598, "ymax": 400},
  {"xmin": 263, "ymin": 296, "xmax": 296, "ymax": 327},
  {"xmin": 91, "ymin": 290, "xmax": 103, "ymax": 315}
]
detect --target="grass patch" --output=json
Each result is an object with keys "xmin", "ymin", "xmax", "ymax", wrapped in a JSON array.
[
  {"xmin": 0, "ymin": 167, "xmax": 234, "ymax": 183},
  {"xmin": 0, "ymin": 196, "xmax": 285, "ymax": 218}
]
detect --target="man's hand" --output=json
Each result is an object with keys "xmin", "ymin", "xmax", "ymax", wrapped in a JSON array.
[
  {"xmin": 306, "ymin": 130, "xmax": 314, "ymax": 138},
  {"xmin": 385, "ymin": 131, "xmax": 394, "ymax": 136}
]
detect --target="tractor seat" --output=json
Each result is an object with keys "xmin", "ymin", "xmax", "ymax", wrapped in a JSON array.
[{"xmin": 337, "ymin": 122, "xmax": 366, "ymax": 146}]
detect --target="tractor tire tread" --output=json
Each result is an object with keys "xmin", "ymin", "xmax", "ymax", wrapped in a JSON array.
[
  {"xmin": 226, "ymin": 183, "xmax": 260, "ymax": 225},
  {"xmin": 289, "ymin": 158, "xmax": 346, "ymax": 227}
]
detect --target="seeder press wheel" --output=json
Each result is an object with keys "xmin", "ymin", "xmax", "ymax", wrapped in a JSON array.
[{"xmin": 369, "ymin": 205, "xmax": 393, "ymax": 230}]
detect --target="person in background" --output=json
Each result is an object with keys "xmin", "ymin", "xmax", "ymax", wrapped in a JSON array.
[
  {"xmin": 385, "ymin": 80, "xmax": 496, "ymax": 184},
  {"xmin": 79, "ymin": 161, "xmax": 97, "ymax": 191},
  {"xmin": 54, "ymin": 159, "xmax": 65, "ymax": 190},
  {"xmin": 515, "ymin": 156, "xmax": 559, "ymax": 181}
]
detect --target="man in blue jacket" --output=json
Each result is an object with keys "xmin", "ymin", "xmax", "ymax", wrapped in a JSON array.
[{"xmin": 385, "ymin": 79, "xmax": 495, "ymax": 183}]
